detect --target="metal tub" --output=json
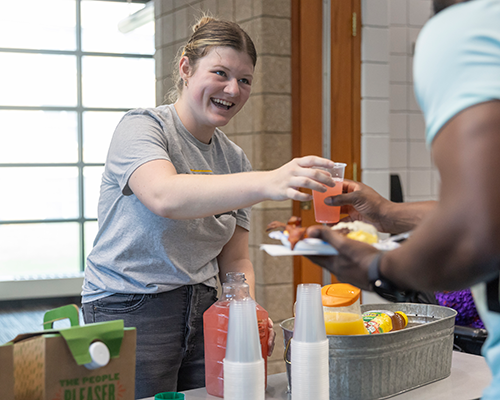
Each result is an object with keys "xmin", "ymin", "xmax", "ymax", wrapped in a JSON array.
[{"xmin": 280, "ymin": 303, "xmax": 457, "ymax": 399}]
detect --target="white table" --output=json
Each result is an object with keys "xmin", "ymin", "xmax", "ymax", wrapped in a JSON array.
[{"xmin": 141, "ymin": 351, "xmax": 491, "ymax": 400}]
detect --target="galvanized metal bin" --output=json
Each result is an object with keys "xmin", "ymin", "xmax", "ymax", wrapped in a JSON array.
[{"xmin": 281, "ymin": 303, "xmax": 457, "ymax": 400}]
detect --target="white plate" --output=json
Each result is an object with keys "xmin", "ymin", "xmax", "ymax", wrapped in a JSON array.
[
  {"xmin": 260, "ymin": 230, "xmax": 401, "ymax": 256},
  {"xmin": 261, "ymin": 231, "xmax": 338, "ymax": 256}
]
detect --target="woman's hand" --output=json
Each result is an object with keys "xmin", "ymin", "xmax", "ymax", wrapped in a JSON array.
[
  {"xmin": 264, "ymin": 156, "xmax": 336, "ymax": 202},
  {"xmin": 267, "ymin": 317, "xmax": 276, "ymax": 356}
]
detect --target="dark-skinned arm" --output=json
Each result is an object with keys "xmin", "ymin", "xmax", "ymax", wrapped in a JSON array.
[
  {"xmin": 308, "ymin": 100, "xmax": 500, "ymax": 292},
  {"xmin": 326, "ymin": 179, "xmax": 437, "ymax": 234}
]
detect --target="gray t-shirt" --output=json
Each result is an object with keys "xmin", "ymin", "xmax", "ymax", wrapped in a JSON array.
[{"xmin": 82, "ymin": 104, "xmax": 252, "ymax": 303}]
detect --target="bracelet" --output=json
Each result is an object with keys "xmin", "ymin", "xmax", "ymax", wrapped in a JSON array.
[{"xmin": 367, "ymin": 252, "xmax": 417, "ymax": 302}]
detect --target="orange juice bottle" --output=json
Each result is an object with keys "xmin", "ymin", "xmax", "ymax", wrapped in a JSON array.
[
  {"xmin": 321, "ymin": 283, "xmax": 368, "ymax": 335},
  {"xmin": 203, "ymin": 272, "xmax": 269, "ymax": 398}
]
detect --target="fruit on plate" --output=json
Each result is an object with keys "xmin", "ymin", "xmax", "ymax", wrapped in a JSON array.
[{"xmin": 331, "ymin": 221, "xmax": 379, "ymax": 244}]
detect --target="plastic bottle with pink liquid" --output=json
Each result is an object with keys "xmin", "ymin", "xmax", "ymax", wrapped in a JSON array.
[{"xmin": 203, "ymin": 272, "xmax": 269, "ymax": 398}]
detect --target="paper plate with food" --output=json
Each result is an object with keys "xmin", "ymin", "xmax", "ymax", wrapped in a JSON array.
[{"xmin": 260, "ymin": 216, "xmax": 405, "ymax": 256}]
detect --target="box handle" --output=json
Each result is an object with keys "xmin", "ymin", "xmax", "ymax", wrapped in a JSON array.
[{"xmin": 43, "ymin": 304, "xmax": 80, "ymax": 330}]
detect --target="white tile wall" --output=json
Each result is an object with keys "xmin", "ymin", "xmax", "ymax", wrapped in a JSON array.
[
  {"xmin": 390, "ymin": 113, "xmax": 407, "ymax": 139},
  {"xmin": 389, "ymin": 55, "xmax": 407, "ymax": 83},
  {"xmin": 408, "ymin": 55, "xmax": 414, "ymax": 82},
  {"xmin": 362, "ymin": 99, "xmax": 390, "ymax": 133},
  {"xmin": 362, "ymin": 170, "xmax": 390, "ymax": 199},
  {"xmin": 362, "ymin": 135, "xmax": 390, "ymax": 169},
  {"xmin": 408, "ymin": 27, "xmax": 422, "ymax": 55},
  {"xmin": 385, "ymin": 0, "xmax": 437, "ymax": 201},
  {"xmin": 362, "ymin": 63, "xmax": 390, "ymax": 98},
  {"xmin": 362, "ymin": 27, "xmax": 390, "ymax": 62},
  {"xmin": 389, "ymin": 84, "xmax": 407, "ymax": 111},
  {"xmin": 390, "ymin": 140, "xmax": 408, "ymax": 169},
  {"xmin": 409, "ymin": 0, "xmax": 432, "ymax": 26},
  {"xmin": 408, "ymin": 113, "xmax": 426, "ymax": 139},
  {"xmin": 389, "ymin": 0, "xmax": 407, "ymax": 25},
  {"xmin": 362, "ymin": 0, "xmax": 389, "ymax": 26},
  {"xmin": 390, "ymin": 26, "xmax": 407, "ymax": 54},
  {"xmin": 408, "ymin": 84, "xmax": 421, "ymax": 111},
  {"xmin": 361, "ymin": 0, "xmax": 390, "ymax": 199}
]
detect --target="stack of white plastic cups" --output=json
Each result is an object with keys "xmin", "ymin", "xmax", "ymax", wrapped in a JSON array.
[
  {"xmin": 223, "ymin": 299, "xmax": 265, "ymax": 400},
  {"xmin": 291, "ymin": 284, "xmax": 329, "ymax": 400}
]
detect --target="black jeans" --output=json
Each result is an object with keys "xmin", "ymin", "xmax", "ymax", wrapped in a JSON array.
[{"xmin": 82, "ymin": 284, "xmax": 217, "ymax": 399}]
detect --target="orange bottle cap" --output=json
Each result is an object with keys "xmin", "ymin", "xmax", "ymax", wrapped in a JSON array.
[{"xmin": 321, "ymin": 283, "xmax": 361, "ymax": 307}]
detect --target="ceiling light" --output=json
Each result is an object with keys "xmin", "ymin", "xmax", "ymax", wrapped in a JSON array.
[{"xmin": 118, "ymin": 1, "xmax": 154, "ymax": 33}]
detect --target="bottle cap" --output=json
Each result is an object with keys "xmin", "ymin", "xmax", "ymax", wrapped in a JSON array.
[
  {"xmin": 395, "ymin": 311, "xmax": 408, "ymax": 327},
  {"xmin": 84, "ymin": 341, "xmax": 110, "ymax": 370},
  {"xmin": 321, "ymin": 283, "xmax": 361, "ymax": 307}
]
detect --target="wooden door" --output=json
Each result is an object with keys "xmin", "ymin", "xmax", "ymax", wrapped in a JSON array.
[{"xmin": 291, "ymin": 0, "xmax": 361, "ymax": 291}]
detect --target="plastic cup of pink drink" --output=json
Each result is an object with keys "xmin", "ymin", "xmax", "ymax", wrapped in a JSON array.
[{"xmin": 312, "ymin": 162, "xmax": 346, "ymax": 223}]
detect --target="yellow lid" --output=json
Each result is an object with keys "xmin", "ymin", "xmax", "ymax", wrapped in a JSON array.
[
  {"xmin": 395, "ymin": 311, "xmax": 408, "ymax": 327},
  {"xmin": 321, "ymin": 283, "xmax": 361, "ymax": 307}
]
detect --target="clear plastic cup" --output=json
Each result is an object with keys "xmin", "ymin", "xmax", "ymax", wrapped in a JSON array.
[
  {"xmin": 312, "ymin": 162, "xmax": 347, "ymax": 223},
  {"xmin": 291, "ymin": 337, "xmax": 330, "ymax": 399},
  {"xmin": 293, "ymin": 284, "xmax": 327, "ymax": 343},
  {"xmin": 224, "ymin": 359, "xmax": 265, "ymax": 400},
  {"xmin": 225, "ymin": 299, "xmax": 263, "ymax": 363}
]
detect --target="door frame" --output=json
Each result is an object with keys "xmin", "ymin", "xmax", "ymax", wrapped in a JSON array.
[{"xmin": 291, "ymin": 0, "xmax": 361, "ymax": 293}]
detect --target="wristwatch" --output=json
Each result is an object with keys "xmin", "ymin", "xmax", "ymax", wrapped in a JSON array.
[{"xmin": 367, "ymin": 252, "xmax": 417, "ymax": 303}]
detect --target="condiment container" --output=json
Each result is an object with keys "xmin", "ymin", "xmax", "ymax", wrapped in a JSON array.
[{"xmin": 363, "ymin": 310, "xmax": 408, "ymax": 334}]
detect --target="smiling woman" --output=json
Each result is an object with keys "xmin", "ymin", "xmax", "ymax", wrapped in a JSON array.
[{"xmin": 81, "ymin": 15, "xmax": 336, "ymax": 399}]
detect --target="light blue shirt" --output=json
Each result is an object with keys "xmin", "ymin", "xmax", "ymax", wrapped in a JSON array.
[
  {"xmin": 414, "ymin": 1, "xmax": 500, "ymax": 398},
  {"xmin": 413, "ymin": 0, "xmax": 500, "ymax": 146}
]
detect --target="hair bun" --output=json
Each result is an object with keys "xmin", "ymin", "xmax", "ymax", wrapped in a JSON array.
[{"xmin": 193, "ymin": 16, "xmax": 215, "ymax": 32}]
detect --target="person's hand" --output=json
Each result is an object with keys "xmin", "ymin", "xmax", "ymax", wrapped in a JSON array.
[
  {"xmin": 267, "ymin": 317, "xmax": 276, "ymax": 356},
  {"xmin": 305, "ymin": 225, "xmax": 380, "ymax": 290},
  {"xmin": 264, "ymin": 156, "xmax": 336, "ymax": 202},
  {"xmin": 324, "ymin": 180, "xmax": 392, "ymax": 233}
]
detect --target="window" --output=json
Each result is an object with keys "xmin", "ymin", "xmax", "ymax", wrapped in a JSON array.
[{"xmin": 0, "ymin": 0, "xmax": 155, "ymax": 280}]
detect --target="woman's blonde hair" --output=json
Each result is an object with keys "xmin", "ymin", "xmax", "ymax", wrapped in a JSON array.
[{"xmin": 166, "ymin": 16, "xmax": 257, "ymax": 103}]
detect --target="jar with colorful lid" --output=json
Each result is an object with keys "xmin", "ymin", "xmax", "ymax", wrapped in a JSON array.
[{"xmin": 321, "ymin": 283, "xmax": 368, "ymax": 335}]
